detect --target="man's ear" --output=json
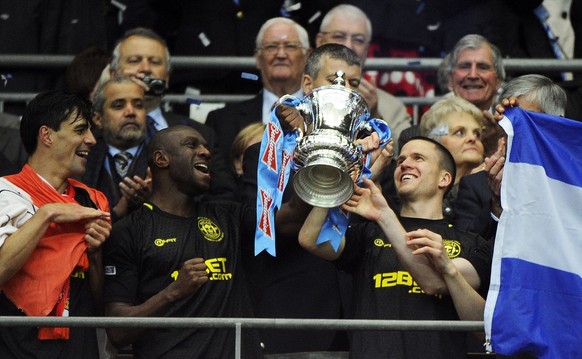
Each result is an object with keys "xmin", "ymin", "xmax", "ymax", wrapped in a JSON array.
[
  {"xmin": 438, "ymin": 170, "xmax": 453, "ymax": 191},
  {"xmin": 302, "ymin": 74, "xmax": 313, "ymax": 94},
  {"xmin": 153, "ymin": 149, "xmax": 169, "ymax": 169},
  {"xmin": 254, "ymin": 50, "xmax": 261, "ymax": 71},
  {"xmin": 39, "ymin": 125, "xmax": 52, "ymax": 147},
  {"xmin": 92, "ymin": 113, "xmax": 104, "ymax": 129}
]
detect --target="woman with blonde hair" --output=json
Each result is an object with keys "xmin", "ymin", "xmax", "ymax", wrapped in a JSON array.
[
  {"xmin": 231, "ymin": 122, "xmax": 266, "ymax": 177},
  {"xmin": 420, "ymin": 96, "xmax": 485, "ymax": 220}
]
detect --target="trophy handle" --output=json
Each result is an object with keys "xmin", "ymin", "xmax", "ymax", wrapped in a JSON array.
[
  {"xmin": 294, "ymin": 126, "xmax": 304, "ymax": 142},
  {"xmin": 354, "ymin": 117, "xmax": 392, "ymax": 148}
]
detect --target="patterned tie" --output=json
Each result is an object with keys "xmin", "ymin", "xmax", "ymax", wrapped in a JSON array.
[
  {"xmin": 113, "ymin": 151, "xmax": 133, "ymax": 178},
  {"xmin": 146, "ymin": 115, "xmax": 158, "ymax": 142}
]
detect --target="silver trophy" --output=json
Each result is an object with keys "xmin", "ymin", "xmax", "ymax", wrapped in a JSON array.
[{"xmin": 292, "ymin": 71, "xmax": 390, "ymax": 208}]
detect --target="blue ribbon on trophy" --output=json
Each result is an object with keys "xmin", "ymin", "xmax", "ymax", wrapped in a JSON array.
[{"xmin": 255, "ymin": 72, "xmax": 392, "ymax": 256}]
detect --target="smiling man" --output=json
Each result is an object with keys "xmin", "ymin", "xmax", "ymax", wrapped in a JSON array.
[
  {"xmin": 0, "ymin": 91, "xmax": 111, "ymax": 358},
  {"xmin": 298, "ymin": 136, "xmax": 487, "ymax": 359},
  {"xmin": 102, "ymin": 125, "xmax": 263, "ymax": 358},
  {"xmin": 81, "ymin": 77, "xmax": 150, "ymax": 222},
  {"xmin": 444, "ymin": 34, "xmax": 505, "ymax": 112}
]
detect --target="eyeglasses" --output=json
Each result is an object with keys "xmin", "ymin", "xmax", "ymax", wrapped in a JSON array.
[
  {"xmin": 320, "ymin": 31, "xmax": 368, "ymax": 46},
  {"xmin": 259, "ymin": 43, "xmax": 304, "ymax": 55}
]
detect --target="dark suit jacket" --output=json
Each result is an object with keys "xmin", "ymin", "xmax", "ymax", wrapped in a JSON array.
[
  {"xmin": 163, "ymin": 110, "xmax": 237, "ymax": 201},
  {"xmin": 453, "ymin": 171, "xmax": 497, "ymax": 240},
  {"xmin": 205, "ymin": 93, "xmax": 263, "ymax": 161},
  {"xmin": 80, "ymin": 139, "xmax": 149, "ymax": 222}
]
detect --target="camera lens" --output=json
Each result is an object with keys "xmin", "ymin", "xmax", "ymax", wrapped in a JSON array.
[{"xmin": 141, "ymin": 77, "xmax": 166, "ymax": 96}]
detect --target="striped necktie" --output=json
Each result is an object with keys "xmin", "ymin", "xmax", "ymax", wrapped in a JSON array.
[{"xmin": 113, "ymin": 151, "xmax": 133, "ymax": 178}]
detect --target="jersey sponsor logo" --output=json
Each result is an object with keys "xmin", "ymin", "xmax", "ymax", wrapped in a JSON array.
[
  {"xmin": 198, "ymin": 217, "xmax": 224, "ymax": 242},
  {"xmin": 442, "ymin": 239, "xmax": 461, "ymax": 258},
  {"xmin": 261, "ymin": 122, "xmax": 282, "ymax": 172},
  {"xmin": 154, "ymin": 237, "xmax": 177, "ymax": 247},
  {"xmin": 205, "ymin": 257, "xmax": 233, "ymax": 281},
  {"xmin": 373, "ymin": 271, "xmax": 424, "ymax": 294},
  {"xmin": 258, "ymin": 189, "xmax": 274, "ymax": 238},
  {"xmin": 104, "ymin": 266, "xmax": 117, "ymax": 276},
  {"xmin": 373, "ymin": 238, "xmax": 392, "ymax": 248},
  {"xmin": 277, "ymin": 150, "xmax": 292, "ymax": 192}
]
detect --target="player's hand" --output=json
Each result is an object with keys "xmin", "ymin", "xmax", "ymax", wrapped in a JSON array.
[
  {"xmin": 276, "ymin": 103, "xmax": 305, "ymax": 134},
  {"xmin": 41, "ymin": 203, "xmax": 110, "ymax": 224},
  {"xmin": 84, "ymin": 217, "xmax": 112, "ymax": 253},
  {"xmin": 170, "ymin": 258, "xmax": 209, "ymax": 300}
]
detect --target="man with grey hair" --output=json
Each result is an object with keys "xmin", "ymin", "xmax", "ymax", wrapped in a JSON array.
[
  {"xmin": 317, "ymin": 4, "xmax": 411, "ymax": 151},
  {"xmin": 496, "ymin": 74, "xmax": 567, "ymax": 116},
  {"xmin": 81, "ymin": 77, "xmax": 150, "ymax": 223},
  {"xmin": 442, "ymin": 34, "xmax": 506, "ymax": 112},
  {"xmin": 110, "ymin": 27, "xmax": 236, "ymax": 201},
  {"xmin": 402, "ymin": 34, "xmax": 506, "ymax": 156},
  {"xmin": 206, "ymin": 17, "xmax": 311, "ymax": 162}
]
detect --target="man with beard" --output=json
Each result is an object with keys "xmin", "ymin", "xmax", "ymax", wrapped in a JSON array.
[{"xmin": 81, "ymin": 77, "xmax": 151, "ymax": 222}]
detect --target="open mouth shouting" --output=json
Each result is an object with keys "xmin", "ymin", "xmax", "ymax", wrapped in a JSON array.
[{"xmin": 193, "ymin": 161, "xmax": 210, "ymax": 175}]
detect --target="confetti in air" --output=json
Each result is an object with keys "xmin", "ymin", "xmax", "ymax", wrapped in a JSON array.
[
  {"xmin": 1, "ymin": 73, "xmax": 12, "ymax": 87},
  {"xmin": 241, "ymin": 72, "xmax": 259, "ymax": 81}
]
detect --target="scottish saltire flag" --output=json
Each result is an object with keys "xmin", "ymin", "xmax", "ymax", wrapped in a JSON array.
[{"xmin": 484, "ymin": 107, "xmax": 582, "ymax": 358}]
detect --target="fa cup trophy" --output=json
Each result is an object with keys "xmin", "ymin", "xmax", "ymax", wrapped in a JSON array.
[{"xmin": 292, "ymin": 71, "xmax": 391, "ymax": 208}]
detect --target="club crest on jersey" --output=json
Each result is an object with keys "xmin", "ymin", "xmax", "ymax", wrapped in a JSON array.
[
  {"xmin": 198, "ymin": 217, "xmax": 224, "ymax": 242},
  {"xmin": 261, "ymin": 122, "xmax": 282, "ymax": 172},
  {"xmin": 443, "ymin": 239, "xmax": 462, "ymax": 258},
  {"xmin": 258, "ymin": 189, "xmax": 274, "ymax": 238}
]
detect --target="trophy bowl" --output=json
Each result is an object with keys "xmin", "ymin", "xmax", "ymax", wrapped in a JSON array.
[{"xmin": 293, "ymin": 84, "xmax": 370, "ymax": 208}]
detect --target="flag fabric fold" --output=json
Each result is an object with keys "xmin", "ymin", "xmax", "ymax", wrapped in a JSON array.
[{"xmin": 484, "ymin": 107, "xmax": 582, "ymax": 358}]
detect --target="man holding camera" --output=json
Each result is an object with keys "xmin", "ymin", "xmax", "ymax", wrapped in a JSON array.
[{"xmin": 110, "ymin": 27, "xmax": 236, "ymax": 201}]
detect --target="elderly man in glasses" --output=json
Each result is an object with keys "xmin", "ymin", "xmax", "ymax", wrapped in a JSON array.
[
  {"xmin": 206, "ymin": 17, "xmax": 311, "ymax": 163},
  {"xmin": 317, "ymin": 4, "xmax": 411, "ymax": 152}
]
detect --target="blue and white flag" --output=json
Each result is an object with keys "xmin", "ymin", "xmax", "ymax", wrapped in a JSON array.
[{"xmin": 484, "ymin": 107, "xmax": 582, "ymax": 358}]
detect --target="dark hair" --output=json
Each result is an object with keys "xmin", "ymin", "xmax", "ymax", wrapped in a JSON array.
[
  {"xmin": 20, "ymin": 91, "xmax": 92, "ymax": 155},
  {"xmin": 402, "ymin": 136, "xmax": 457, "ymax": 194},
  {"xmin": 304, "ymin": 43, "xmax": 360, "ymax": 79},
  {"xmin": 65, "ymin": 46, "xmax": 111, "ymax": 100}
]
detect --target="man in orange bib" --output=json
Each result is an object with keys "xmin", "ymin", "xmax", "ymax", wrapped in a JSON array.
[{"xmin": 0, "ymin": 91, "xmax": 111, "ymax": 359}]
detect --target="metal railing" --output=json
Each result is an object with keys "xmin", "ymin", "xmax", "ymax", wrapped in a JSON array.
[
  {"xmin": 1, "ymin": 55, "xmax": 581, "ymax": 122},
  {"xmin": 0, "ymin": 316, "xmax": 485, "ymax": 359},
  {"xmin": 1, "ymin": 55, "xmax": 582, "ymax": 72}
]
